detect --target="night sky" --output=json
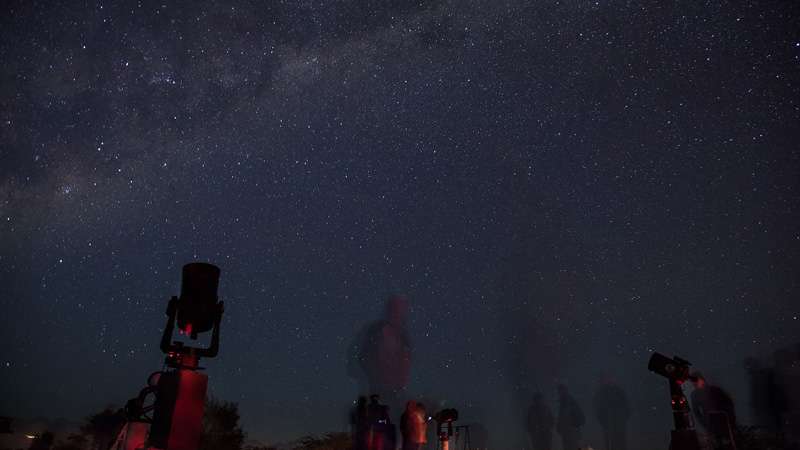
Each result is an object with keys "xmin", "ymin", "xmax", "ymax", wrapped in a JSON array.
[{"xmin": 1, "ymin": 1, "xmax": 799, "ymax": 448}]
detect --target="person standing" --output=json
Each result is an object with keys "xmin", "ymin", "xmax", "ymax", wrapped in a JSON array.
[
  {"xmin": 592, "ymin": 378, "xmax": 630, "ymax": 450},
  {"xmin": 351, "ymin": 396, "xmax": 369, "ymax": 450},
  {"xmin": 400, "ymin": 401, "xmax": 427, "ymax": 450},
  {"xmin": 690, "ymin": 373, "xmax": 738, "ymax": 450},
  {"xmin": 367, "ymin": 395, "xmax": 395, "ymax": 450},
  {"xmin": 556, "ymin": 384, "xmax": 584, "ymax": 450},
  {"xmin": 527, "ymin": 392, "xmax": 554, "ymax": 450},
  {"xmin": 348, "ymin": 295, "xmax": 412, "ymax": 413},
  {"xmin": 743, "ymin": 357, "xmax": 784, "ymax": 433}
]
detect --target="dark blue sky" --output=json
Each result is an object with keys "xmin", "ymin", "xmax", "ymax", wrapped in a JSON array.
[{"xmin": 1, "ymin": 1, "xmax": 799, "ymax": 448}]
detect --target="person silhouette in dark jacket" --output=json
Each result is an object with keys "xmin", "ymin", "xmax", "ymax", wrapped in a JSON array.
[
  {"xmin": 743, "ymin": 357, "xmax": 785, "ymax": 433},
  {"xmin": 593, "ymin": 378, "xmax": 630, "ymax": 450},
  {"xmin": 366, "ymin": 395, "xmax": 395, "ymax": 450},
  {"xmin": 527, "ymin": 392, "xmax": 554, "ymax": 450},
  {"xmin": 556, "ymin": 384, "xmax": 584, "ymax": 450},
  {"xmin": 350, "ymin": 396, "xmax": 369, "ymax": 450}
]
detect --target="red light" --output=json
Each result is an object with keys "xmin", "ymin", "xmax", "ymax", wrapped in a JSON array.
[
  {"xmin": 184, "ymin": 323, "xmax": 193, "ymax": 336},
  {"xmin": 168, "ymin": 370, "xmax": 207, "ymax": 450}
]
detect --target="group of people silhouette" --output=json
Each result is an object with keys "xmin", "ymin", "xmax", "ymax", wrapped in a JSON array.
[
  {"xmin": 345, "ymin": 294, "xmax": 798, "ymax": 450},
  {"xmin": 350, "ymin": 395, "xmax": 428, "ymax": 450},
  {"xmin": 526, "ymin": 375, "xmax": 742, "ymax": 450},
  {"xmin": 526, "ymin": 382, "xmax": 628, "ymax": 450},
  {"xmin": 739, "ymin": 344, "xmax": 800, "ymax": 448},
  {"xmin": 347, "ymin": 295, "xmax": 425, "ymax": 450}
]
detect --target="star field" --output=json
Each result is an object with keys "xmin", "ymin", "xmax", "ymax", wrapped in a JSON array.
[{"xmin": 1, "ymin": 1, "xmax": 799, "ymax": 448}]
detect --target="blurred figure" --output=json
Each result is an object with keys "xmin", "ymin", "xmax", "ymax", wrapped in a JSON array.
[
  {"xmin": 690, "ymin": 373, "xmax": 738, "ymax": 450},
  {"xmin": 400, "ymin": 401, "xmax": 427, "ymax": 450},
  {"xmin": 367, "ymin": 395, "xmax": 396, "ymax": 450},
  {"xmin": 351, "ymin": 396, "xmax": 369, "ymax": 450},
  {"xmin": 743, "ymin": 357, "xmax": 784, "ymax": 433},
  {"xmin": 556, "ymin": 384, "xmax": 584, "ymax": 450},
  {"xmin": 469, "ymin": 422, "xmax": 490, "ymax": 450},
  {"xmin": 774, "ymin": 344, "xmax": 800, "ymax": 446},
  {"xmin": 592, "ymin": 377, "xmax": 630, "ymax": 450},
  {"xmin": 348, "ymin": 295, "xmax": 412, "ymax": 411},
  {"xmin": 526, "ymin": 392, "xmax": 554, "ymax": 450}
]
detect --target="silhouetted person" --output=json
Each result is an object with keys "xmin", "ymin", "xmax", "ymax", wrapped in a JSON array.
[
  {"xmin": 470, "ymin": 422, "xmax": 490, "ymax": 450},
  {"xmin": 348, "ymin": 295, "xmax": 412, "ymax": 412},
  {"xmin": 593, "ymin": 378, "xmax": 630, "ymax": 450},
  {"xmin": 527, "ymin": 392, "xmax": 554, "ymax": 450},
  {"xmin": 400, "ymin": 401, "xmax": 427, "ymax": 450},
  {"xmin": 556, "ymin": 384, "xmax": 584, "ymax": 450},
  {"xmin": 743, "ymin": 357, "xmax": 785, "ymax": 433},
  {"xmin": 367, "ymin": 395, "xmax": 395, "ymax": 450},
  {"xmin": 351, "ymin": 396, "xmax": 369, "ymax": 450},
  {"xmin": 774, "ymin": 344, "xmax": 800, "ymax": 445},
  {"xmin": 690, "ymin": 373, "xmax": 738, "ymax": 450}
]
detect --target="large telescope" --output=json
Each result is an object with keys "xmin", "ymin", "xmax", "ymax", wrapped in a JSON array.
[{"xmin": 111, "ymin": 263, "xmax": 224, "ymax": 450}]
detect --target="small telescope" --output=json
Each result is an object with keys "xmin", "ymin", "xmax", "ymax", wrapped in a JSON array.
[
  {"xmin": 434, "ymin": 408, "xmax": 459, "ymax": 450},
  {"xmin": 434, "ymin": 408, "xmax": 459, "ymax": 424}
]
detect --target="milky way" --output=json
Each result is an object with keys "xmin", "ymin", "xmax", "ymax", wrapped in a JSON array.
[{"xmin": 2, "ymin": 1, "xmax": 799, "ymax": 447}]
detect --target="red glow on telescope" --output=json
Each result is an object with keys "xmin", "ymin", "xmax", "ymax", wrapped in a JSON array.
[{"xmin": 167, "ymin": 370, "xmax": 207, "ymax": 450}]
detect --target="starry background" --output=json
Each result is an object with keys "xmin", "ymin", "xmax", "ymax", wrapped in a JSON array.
[{"xmin": 1, "ymin": 0, "xmax": 799, "ymax": 448}]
